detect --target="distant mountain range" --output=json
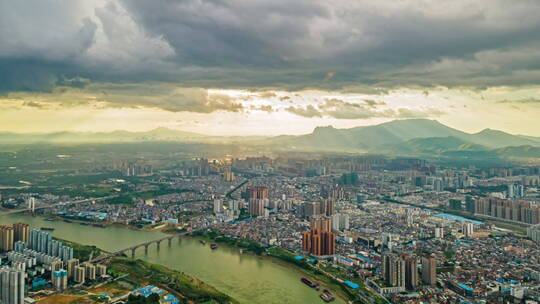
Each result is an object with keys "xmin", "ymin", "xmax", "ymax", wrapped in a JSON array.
[
  {"xmin": 265, "ymin": 119, "xmax": 540, "ymax": 156},
  {"xmin": 2, "ymin": 119, "xmax": 540, "ymax": 160}
]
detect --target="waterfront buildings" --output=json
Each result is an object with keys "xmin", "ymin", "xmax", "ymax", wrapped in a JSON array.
[
  {"xmin": 0, "ymin": 226, "xmax": 14, "ymax": 252},
  {"xmin": 74, "ymin": 266, "xmax": 86, "ymax": 284},
  {"xmin": 67, "ymin": 258, "xmax": 79, "ymax": 278},
  {"xmin": 0, "ymin": 267, "xmax": 25, "ymax": 304},
  {"xmin": 302, "ymin": 217, "xmax": 335, "ymax": 256},
  {"xmin": 12, "ymin": 223, "xmax": 29, "ymax": 243},
  {"xmin": 29, "ymin": 229, "xmax": 74, "ymax": 262}
]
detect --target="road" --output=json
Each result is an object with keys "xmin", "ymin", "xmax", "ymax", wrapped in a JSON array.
[{"xmin": 0, "ymin": 195, "xmax": 117, "ymax": 216}]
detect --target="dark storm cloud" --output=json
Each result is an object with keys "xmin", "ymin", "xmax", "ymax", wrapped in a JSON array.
[{"xmin": 2, "ymin": 0, "xmax": 540, "ymax": 108}]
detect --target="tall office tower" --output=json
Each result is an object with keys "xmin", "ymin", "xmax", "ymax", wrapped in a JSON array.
[
  {"xmin": 67, "ymin": 259, "xmax": 79, "ymax": 278},
  {"xmin": 74, "ymin": 266, "xmax": 86, "ymax": 284},
  {"xmin": 463, "ymin": 222, "xmax": 474, "ymax": 236},
  {"xmin": 421, "ymin": 255, "xmax": 437, "ymax": 287},
  {"xmin": 382, "ymin": 254, "xmax": 405, "ymax": 287},
  {"xmin": 96, "ymin": 264, "xmax": 107, "ymax": 277},
  {"xmin": 248, "ymin": 199, "xmax": 265, "ymax": 216},
  {"xmin": 404, "ymin": 256, "xmax": 418, "ymax": 291},
  {"xmin": 213, "ymin": 199, "xmax": 223, "ymax": 214},
  {"xmin": 84, "ymin": 263, "xmax": 96, "ymax": 280},
  {"xmin": 12, "ymin": 224, "xmax": 29, "ymax": 243},
  {"xmin": 0, "ymin": 226, "xmax": 14, "ymax": 252},
  {"xmin": 52, "ymin": 269, "xmax": 68, "ymax": 292},
  {"xmin": 302, "ymin": 218, "xmax": 335, "ymax": 256},
  {"xmin": 0, "ymin": 267, "xmax": 25, "ymax": 304}
]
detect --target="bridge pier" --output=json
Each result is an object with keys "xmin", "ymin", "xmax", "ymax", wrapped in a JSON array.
[
  {"xmin": 144, "ymin": 244, "xmax": 149, "ymax": 254},
  {"xmin": 131, "ymin": 248, "xmax": 136, "ymax": 259},
  {"xmin": 168, "ymin": 238, "xmax": 172, "ymax": 246},
  {"xmin": 156, "ymin": 240, "xmax": 161, "ymax": 250}
]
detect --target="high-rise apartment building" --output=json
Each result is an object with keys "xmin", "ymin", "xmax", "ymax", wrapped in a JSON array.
[
  {"xmin": 383, "ymin": 254, "xmax": 405, "ymax": 288},
  {"xmin": 463, "ymin": 222, "xmax": 474, "ymax": 236},
  {"xmin": 84, "ymin": 263, "xmax": 96, "ymax": 280},
  {"xmin": 52, "ymin": 269, "xmax": 68, "ymax": 291},
  {"xmin": 67, "ymin": 258, "xmax": 79, "ymax": 278},
  {"xmin": 12, "ymin": 223, "xmax": 29, "ymax": 243},
  {"xmin": 302, "ymin": 218, "xmax": 335, "ymax": 256},
  {"xmin": 246, "ymin": 186, "xmax": 269, "ymax": 200},
  {"xmin": 421, "ymin": 255, "xmax": 437, "ymax": 286},
  {"xmin": 96, "ymin": 264, "xmax": 107, "ymax": 277},
  {"xmin": 0, "ymin": 267, "xmax": 25, "ymax": 304},
  {"xmin": 29, "ymin": 229, "xmax": 73, "ymax": 262},
  {"xmin": 528, "ymin": 224, "xmax": 540, "ymax": 243},
  {"xmin": 248, "ymin": 199, "xmax": 265, "ymax": 216},
  {"xmin": 319, "ymin": 199, "xmax": 335, "ymax": 216},
  {"xmin": 74, "ymin": 266, "xmax": 86, "ymax": 284},
  {"xmin": 246, "ymin": 186, "xmax": 269, "ymax": 217},
  {"xmin": 475, "ymin": 197, "xmax": 540, "ymax": 224},
  {"xmin": 404, "ymin": 255, "xmax": 418, "ymax": 291},
  {"xmin": 0, "ymin": 226, "xmax": 14, "ymax": 252},
  {"xmin": 213, "ymin": 199, "xmax": 223, "ymax": 214}
]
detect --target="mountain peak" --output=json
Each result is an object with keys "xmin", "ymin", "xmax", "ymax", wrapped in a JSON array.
[
  {"xmin": 312, "ymin": 125, "xmax": 336, "ymax": 134},
  {"xmin": 477, "ymin": 128, "xmax": 506, "ymax": 135}
]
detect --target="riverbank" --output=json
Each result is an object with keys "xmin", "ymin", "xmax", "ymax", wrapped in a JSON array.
[
  {"xmin": 2, "ymin": 213, "xmax": 350, "ymax": 304},
  {"xmin": 36, "ymin": 237, "xmax": 238, "ymax": 304},
  {"xmin": 191, "ymin": 228, "xmax": 376, "ymax": 304},
  {"xmin": 108, "ymin": 257, "xmax": 238, "ymax": 304}
]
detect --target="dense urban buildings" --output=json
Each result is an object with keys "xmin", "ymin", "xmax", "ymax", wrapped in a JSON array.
[{"xmin": 1, "ymin": 152, "xmax": 540, "ymax": 303}]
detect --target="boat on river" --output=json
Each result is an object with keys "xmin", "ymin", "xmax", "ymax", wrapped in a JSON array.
[
  {"xmin": 301, "ymin": 277, "xmax": 320, "ymax": 290},
  {"xmin": 320, "ymin": 289, "xmax": 335, "ymax": 302}
]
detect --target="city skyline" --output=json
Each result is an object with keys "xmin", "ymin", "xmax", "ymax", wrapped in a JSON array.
[{"xmin": 2, "ymin": 1, "xmax": 540, "ymax": 136}]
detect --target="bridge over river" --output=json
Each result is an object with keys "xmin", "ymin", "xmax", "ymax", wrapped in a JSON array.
[{"xmin": 90, "ymin": 230, "xmax": 197, "ymax": 263}]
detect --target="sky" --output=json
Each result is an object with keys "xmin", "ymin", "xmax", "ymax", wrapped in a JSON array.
[{"xmin": 1, "ymin": 0, "xmax": 540, "ymax": 136}]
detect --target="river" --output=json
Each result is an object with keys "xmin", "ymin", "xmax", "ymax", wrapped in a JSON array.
[{"xmin": 0, "ymin": 214, "xmax": 345, "ymax": 304}]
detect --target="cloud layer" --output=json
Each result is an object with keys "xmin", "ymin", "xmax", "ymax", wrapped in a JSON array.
[{"xmin": 2, "ymin": 0, "xmax": 540, "ymax": 115}]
